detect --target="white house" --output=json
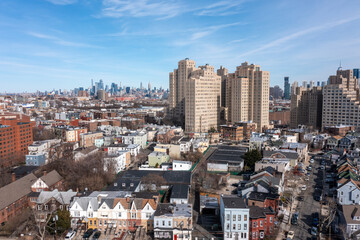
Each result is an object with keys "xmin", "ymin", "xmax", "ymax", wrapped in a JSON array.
[
  {"xmin": 220, "ymin": 195, "xmax": 249, "ymax": 240},
  {"xmin": 172, "ymin": 160, "xmax": 192, "ymax": 171},
  {"xmin": 337, "ymin": 180, "xmax": 360, "ymax": 205}
]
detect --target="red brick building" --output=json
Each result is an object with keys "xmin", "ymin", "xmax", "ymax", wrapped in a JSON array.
[
  {"xmin": 249, "ymin": 206, "xmax": 275, "ymax": 240},
  {"xmin": 248, "ymin": 192, "xmax": 280, "ymax": 215},
  {"xmin": 0, "ymin": 170, "xmax": 64, "ymax": 226},
  {"xmin": 0, "ymin": 113, "xmax": 34, "ymax": 170}
]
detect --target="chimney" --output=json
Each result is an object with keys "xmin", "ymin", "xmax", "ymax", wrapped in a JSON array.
[
  {"xmin": 12, "ymin": 173, "xmax": 16, "ymax": 182},
  {"xmin": 126, "ymin": 196, "xmax": 130, "ymax": 203},
  {"xmin": 43, "ymin": 171, "xmax": 47, "ymax": 176}
]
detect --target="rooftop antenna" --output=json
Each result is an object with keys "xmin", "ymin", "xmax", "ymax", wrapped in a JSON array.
[{"xmin": 338, "ymin": 60, "xmax": 342, "ymax": 71}]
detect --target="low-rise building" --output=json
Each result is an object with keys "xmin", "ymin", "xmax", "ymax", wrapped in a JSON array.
[
  {"xmin": 154, "ymin": 203, "xmax": 193, "ymax": 240},
  {"xmin": 220, "ymin": 195, "xmax": 249, "ymax": 240},
  {"xmin": 104, "ymin": 150, "xmax": 131, "ymax": 173},
  {"xmin": 80, "ymin": 131, "xmax": 103, "ymax": 148},
  {"xmin": 249, "ymin": 206, "xmax": 275, "ymax": 240},
  {"xmin": 26, "ymin": 153, "xmax": 46, "ymax": 166},
  {"xmin": 34, "ymin": 189, "xmax": 77, "ymax": 222},
  {"xmin": 170, "ymin": 184, "xmax": 189, "ymax": 204},
  {"xmin": 172, "ymin": 160, "xmax": 192, "ymax": 171},
  {"xmin": 343, "ymin": 205, "xmax": 360, "ymax": 238},
  {"xmin": 148, "ymin": 152, "xmax": 170, "ymax": 168}
]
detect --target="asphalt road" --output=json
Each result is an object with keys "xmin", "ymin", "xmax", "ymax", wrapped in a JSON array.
[{"xmin": 289, "ymin": 155, "xmax": 323, "ymax": 240}]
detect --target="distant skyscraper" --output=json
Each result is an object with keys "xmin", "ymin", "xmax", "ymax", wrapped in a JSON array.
[
  {"xmin": 302, "ymin": 81, "xmax": 307, "ymax": 88},
  {"xmin": 228, "ymin": 62, "xmax": 270, "ymax": 131},
  {"xmin": 284, "ymin": 76, "xmax": 290, "ymax": 100},
  {"xmin": 217, "ymin": 66, "xmax": 229, "ymax": 108},
  {"xmin": 126, "ymin": 87, "xmax": 130, "ymax": 94},
  {"xmin": 140, "ymin": 82, "xmax": 143, "ymax": 89},
  {"xmin": 322, "ymin": 69, "xmax": 360, "ymax": 129},
  {"xmin": 354, "ymin": 68, "xmax": 359, "ymax": 84},
  {"xmin": 309, "ymin": 81, "xmax": 315, "ymax": 88},
  {"xmin": 270, "ymin": 86, "xmax": 284, "ymax": 99},
  {"xmin": 290, "ymin": 85, "xmax": 323, "ymax": 129},
  {"xmin": 169, "ymin": 58, "xmax": 197, "ymax": 121},
  {"xmin": 148, "ymin": 82, "xmax": 151, "ymax": 91},
  {"xmin": 185, "ymin": 64, "xmax": 221, "ymax": 133}
]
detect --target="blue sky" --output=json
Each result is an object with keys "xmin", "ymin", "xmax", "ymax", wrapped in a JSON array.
[{"xmin": 1, "ymin": 0, "xmax": 360, "ymax": 92}]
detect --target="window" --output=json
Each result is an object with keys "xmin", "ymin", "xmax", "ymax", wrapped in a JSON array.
[
  {"xmin": 253, "ymin": 222, "xmax": 256, "ymax": 227},
  {"xmin": 156, "ymin": 221, "xmax": 159, "ymax": 226},
  {"xmin": 260, "ymin": 220, "xmax": 263, "ymax": 227},
  {"xmin": 226, "ymin": 224, "xmax": 230, "ymax": 230},
  {"xmin": 253, "ymin": 232, "xmax": 256, "ymax": 238},
  {"xmin": 175, "ymin": 221, "xmax": 177, "ymax": 227},
  {"xmin": 90, "ymin": 220, "xmax": 92, "ymax": 225},
  {"xmin": 233, "ymin": 215, "xmax": 236, "ymax": 221},
  {"xmin": 162, "ymin": 221, "xmax": 165, "ymax": 226},
  {"xmin": 226, "ymin": 214, "xmax": 230, "ymax": 221},
  {"xmin": 118, "ymin": 212, "xmax": 122, "ymax": 217},
  {"xmin": 244, "ymin": 215, "xmax": 247, "ymax": 221},
  {"xmin": 44, "ymin": 205, "xmax": 48, "ymax": 210},
  {"xmin": 244, "ymin": 224, "xmax": 247, "ymax": 230},
  {"xmin": 270, "ymin": 217, "xmax": 273, "ymax": 223},
  {"xmin": 233, "ymin": 224, "xmax": 236, "ymax": 230},
  {"xmin": 238, "ymin": 224, "xmax": 241, "ymax": 230},
  {"xmin": 38, "ymin": 205, "xmax": 42, "ymax": 210},
  {"xmin": 168, "ymin": 221, "xmax": 171, "ymax": 226},
  {"xmin": 99, "ymin": 220, "xmax": 102, "ymax": 226},
  {"xmin": 238, "ymin": 215, "xmax": 241, "ymax": 221}
]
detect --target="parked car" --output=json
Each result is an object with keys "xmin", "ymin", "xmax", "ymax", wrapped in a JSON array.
[
  {"xmin": 302, "ymin": 185, "xmax": 307, "ymax": 191},
  {"xmin": 307, "ymin": 166, "xmax": 312, "ymax": 171},
  {"xmin": 320, "ymin": 165, "xmax": 325, "ymax": 170},
  {"xmin": 305, "ymin": 176, "xmax": 310, "ymax": 181},
  {"xmin": 310, "ymin": 159, "xmax": 314, "ymax": 163},
  {"xmin": 92, "ymin": 231, "xmax": 101, "ymax": 239},
  {"xmin": 83, "ymin": 229, "xmax": 94, "ymax": 239},
  {"xmin": 287, "ymin": 231, "xmax": 295, "ymax": 239},
  {"xmin": 297, "ymin": 196, "xmax": 304, "ymax": 201},
  {"xmin": 291, "ymin": 213, "xmax": 299, "ymax": 225},
  {"xmin": 65, "ymin": 230, "xmax": 76, "ymax": 240},
  {"xmin": 311, "ymin": 226, "xmax": 318, "ymax": 236}
]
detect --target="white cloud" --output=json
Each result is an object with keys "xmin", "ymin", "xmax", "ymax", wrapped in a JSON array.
[
  {"xmin": 238, "ymin": 16, "xmax": 360, "ymax": 57},
  {"xmin": 27, "ymin": 32, "xmax": 100, "ymax": 48},
  {"xmin": 196, "ymin": 0, "xmax": 250, "ymax": 16},
  {"xmin": 101, "ymin": 0, "xmax": 182, "ymax": 19},
  {"xmin": 45, "ymin": 0, "xmax": 77, "ymax": 5}
]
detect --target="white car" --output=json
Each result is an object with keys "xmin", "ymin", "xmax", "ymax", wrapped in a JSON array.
[
  {"xmin": 310, "ymin": 159, "xmax": 314, "ymax": 163},
  {"xmin": 305, "ymin": 177, "xmax": 309, "ymax": 181},
  {"xmin": 287, "ymin": 231, "xmax": 295, "ymax": 239},
  {"xmin": 65, "ymin": 231, "xmax": 76, "ymax": 240},
  {"xmin": 302, "ymin": 185, "xmax": 307, "ymax": 191}
]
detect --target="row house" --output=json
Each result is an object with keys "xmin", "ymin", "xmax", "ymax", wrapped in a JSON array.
[
  {"xmin": 220, "ymin": 195, "xmax": 249, "ymax": 240},
  {"xmin": 34, "ymin": 189, "xmax": 77, "ymax": 222},
  {"xmin": 69, "ymin": 191, "xmax": 159, "ymax": 233},
  {"xmin": 154, "ymin": 203, "xmax": 193, "ymax": 240},
  {"xmin": 249, "ymin": 206, "xmax": 275, "ymax": 240}
]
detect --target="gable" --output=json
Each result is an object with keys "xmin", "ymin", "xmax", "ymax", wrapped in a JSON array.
[{"xmin": 32, "ymin": 178, "xmax": 48, "ymax": 189}]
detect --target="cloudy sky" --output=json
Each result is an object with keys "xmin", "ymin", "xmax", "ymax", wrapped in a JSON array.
[{"xmin": 1, "ymin": 0, "xmax": 360, "ymax": 92}]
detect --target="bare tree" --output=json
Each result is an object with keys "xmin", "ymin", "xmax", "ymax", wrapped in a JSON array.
[{"xmin": 141, "ymin": 173, "xmax": 166, "ymax": 191}]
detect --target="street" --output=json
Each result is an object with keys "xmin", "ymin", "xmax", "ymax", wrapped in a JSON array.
[{"xmin": 289, "ymin": 155, "xmax": 323, "ymax": 240}]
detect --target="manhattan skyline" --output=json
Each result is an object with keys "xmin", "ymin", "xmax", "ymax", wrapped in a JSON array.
[{"xmin": 1, "ymin": 0, "xmax": 360, "ymax": 92}]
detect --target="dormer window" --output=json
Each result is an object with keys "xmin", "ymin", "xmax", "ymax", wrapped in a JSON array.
[
  {"xmin": 130, "ymin": 183, "xmax": 134, "ymax": 187},
  {"xmin": 122, "ymin": 183, "xmax": 126, "ymax": 187}
]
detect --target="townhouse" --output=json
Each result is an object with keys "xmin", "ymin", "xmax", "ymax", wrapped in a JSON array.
[
  {"xmin": 154, "ymin": 203, "xmax": 193, "ymax": 240},
  {"xmin": 220, "ymin": 195, "xmax": 249, "ymax": 240},
  {"xmin": 69, "ymin": 191, "xmax": 159, "ymax": 233}
]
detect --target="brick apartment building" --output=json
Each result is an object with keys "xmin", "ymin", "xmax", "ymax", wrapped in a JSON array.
[
  {"xmin": 0, "ymin": 113, "xmax": 34, "ymax": 170},
  {"xmin": 249, "ymin": 206, "xmax": 275, "ymax": 240}
]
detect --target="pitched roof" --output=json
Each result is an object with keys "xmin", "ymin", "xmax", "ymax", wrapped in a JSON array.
[
  {"xmin": 40, "ymin": 170, "xmax": 63, "ymax": 187},
  {"xmin": 0, "ymin": 173, "xmax": 37, "ymax": 210},
  {"xmin": 263, "ymin": 150, "xmax": 299, "ymax": 160},
  {"xmin": 36, "ymin": 189, "xmax": 77, "ymax": 205}
]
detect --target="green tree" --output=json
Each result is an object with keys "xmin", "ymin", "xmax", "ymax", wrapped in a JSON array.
[
  {"xmin": 243, "ymin": 149, "xmax": 262, "ymax": 170},
  {"xmin": 46, "ymin": 209, "xmax": 71, "ymax": 235}
]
